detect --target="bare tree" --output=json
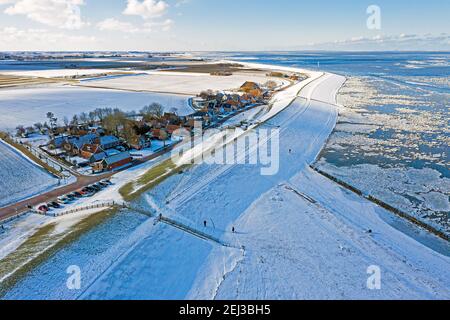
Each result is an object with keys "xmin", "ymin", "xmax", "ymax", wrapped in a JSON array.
[
  {"xmin": 15, "ymin": 125, "xmax": 26, "ymax": 137},
  {"xmin": 46, "ymin": 112, "xmax": 58, "ymax": 129},
  {"xmin": 79, "ymin": 112, "xmax": 88, "ymax": 124},
  {"xmin": 141, "ymin": 102, "xmax": 164, "ymax": 119},
  {"xmin": 34, "ymin": 122, "xmax": 43, "ymax": 132}
]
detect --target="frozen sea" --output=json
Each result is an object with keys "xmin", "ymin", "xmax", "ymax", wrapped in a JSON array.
[{"xmin": 207, "ymin": 52, "xmax": 449, "ymax": 235}]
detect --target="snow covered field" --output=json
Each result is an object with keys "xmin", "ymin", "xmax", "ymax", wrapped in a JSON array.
[
  {"xmin": 0, "ymin": 69, "xmax": 124, "ymax": 79},
  {"xmin": 0, "ymin": 86, "xmax": 193, "ymax": 130},
  {"xmin": 0, "ymin": 140, "xmax": 59, "ymax": 208},
  {"xmin": 78, "ymin": 71, "xmax": 289, "ymax": 95}
]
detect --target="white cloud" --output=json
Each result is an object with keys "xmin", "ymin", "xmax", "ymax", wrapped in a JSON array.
[
  {"xmin": 123, "ymin": 0, "xmax": 168, "ymax": 19},
  {"xmin": 289, "ymin": 33, "xmax": 450, "ymax": 51},
  {"xmin": 97, "ymin": 18, "xmax": 139, "ymax": 33},
  {"xmin": 2, "ymin": 0, "xmax": 87, "ymax": 30},
  {"xmin": 97, "ymin": 17, "xmax": 173, "ymax": 34},
  {"xmin": 143, "ymin": 18, "xmax": 173, "ymax": 32},
  {"xmin": 0, "ymin": 27, "xmax": 95, "ymax": 50}
]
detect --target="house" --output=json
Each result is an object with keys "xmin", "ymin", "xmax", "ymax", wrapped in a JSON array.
[
  {"xmin": 239, "ymin": 82, "xmax": 264, "ymax": 98},
  {"xmin": 89, "ymin": 149, "xmax": 120, "ymax": 163},
  {"xmin": 62, "ymin": 133, "xmax": 97, "ymax": 155},
  {"xmin": 162, "ymin": 112, "xmax": 179, "ymax": 124},
  {"xmin": 95, "ymin": 135, "xmax": 120, "ymax": 150},
  {"xmin": 240, "ymin": 81, "xmax": 261, "ymax": 92},
  {"xmin": 129, "ymin": 136, "xmax": 151, "ymax": 150},
  {"xmin": 92, "ymin": 151, "xmax": 133, "ymax": 172},
  {"xmin": 49, "ymin": 135, "xmax": 69, "ymax": 149},
  {"xmin": 151, "ymin": 129, "xmax": 168, "ymax": 141},
  {"xmin": 147, "ymin": 119, "xmax": 162, "ymax": 129},
  {"xmin": 166, "ymin": 124, "xmax": 182, "ymax": 135},
  {"xmin": 80, "ymin": 144, "xmax": 103, "ymax": 159},
  {"xmin": 89, "ymin": 126, "xmax": 105, "ymax": 135}
]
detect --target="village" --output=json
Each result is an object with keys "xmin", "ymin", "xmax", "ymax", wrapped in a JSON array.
[{"xmin": 11, "ymin": 79, "xmax": 284, "ymax": 177}]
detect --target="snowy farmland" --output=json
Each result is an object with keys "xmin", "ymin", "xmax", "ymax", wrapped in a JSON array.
[
  {"xmin": 0, "ymin": 140, "xmax": 59, "ymax": 208},
  {"xmin": 0, "ymin": 86, "xmax": 193, "ymax": 130},
  {"xmin": 78, "ymin": 71, "xmax": 290, "ymax": 95},
  {"xmin": 0, "ymin": 69, "xmax": 125, "ymax": 79}
]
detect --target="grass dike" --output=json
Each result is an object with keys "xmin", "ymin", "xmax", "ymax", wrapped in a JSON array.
[{"xmin": 0, "ymin": 208, "xmax": 118, "ymax": 298}]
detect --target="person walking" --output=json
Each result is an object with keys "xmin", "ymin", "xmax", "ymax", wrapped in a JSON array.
[
  {"xmin": 204, "ymin": 220, "xmax": 207, "ymax": 228},
  {"xmin": 232, "ymin": 226, "xmax": 235, "ymax": 233}
]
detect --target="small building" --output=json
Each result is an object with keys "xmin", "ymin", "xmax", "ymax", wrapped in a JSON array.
[
  {"xmin": 166, "ymin": 124, "xmax": 182, "ymax": 135},
  {"xmin": 96, "ymin": 135, "xmax": 121, "ymax": 150},
  {"xmin": 62, "ymin": 133, "xmax": 97, "ymax": 156},
  {"xmin": 92, "ymin": 151, "xmax": 132, "ymax": 172},
  {"xmin": 89, "ymin": 149, "xmax": 120, "ymax": 164},
  {"xmin": 80, "ymin": 144, "xmax": 103, "ymax": 159},
  {"xmin": 240, "ymin": 81, "xmax": 261, "ymax": 92},
  {"xmin": 49, "ymin": 135, "xmax": 69, "ymax": 149},
  {"xmin": 151, "ymin": 128, "xmax": 169, "ymax": 141},
  {"xmin": 129, "ymin": 136, "xmax": 151, "ymax": 150}
]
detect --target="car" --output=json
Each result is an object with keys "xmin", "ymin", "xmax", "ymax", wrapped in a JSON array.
[
  {"xmin": 83, "ymin": 186, "xmax": 96, "ymax": 193},
  {"xmin": 73, "ymin": 192, "xmax": 83, "ymax": 198},
  {"xmin": 80, "ymin": 188, "xmax": 94, "ymax": 197},
  {"xmin": 98, "ymin": 181, "xmax": 109, "ymax": 187},
  {"xmin": 89, "ymin": 185, "xmax": 101, "ymax": 191},
  {"xmin": 101, "ymin": 179, "xmax": 112, "ymax": 185},
  {"xmin": 57, "ymin": 196, "xmax": 70, "ymax": 204},
  {"xmin": 66, "ymin": 194, "xmax": 76, "ymax": 200},
  {"xmin": 93, "ymin": 183, "xmax": 105, "ymax": 189},
  {"xmin": 36, "ymin": 204, "xmax": 49, "ymax": 213},
  {"xmin": 50, "ymin": 201, "xmax": 61, "ymax": 208}
]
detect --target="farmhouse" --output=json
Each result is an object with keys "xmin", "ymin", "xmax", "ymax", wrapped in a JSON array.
[
  {"xmin": 62, "ymin": 133, "xmax": 97, "ymax": 155},
  {"xmin": 96, "ymin": 135, "xmax": 121, "ymax": 150},
  {"xmin": 92, "ymin": 151, "xmax": 132, "ymax": 172},
  {"xmin": 49, "ymin": 135, "xmax": 69, "ymax": 149},
  {"xmin": 80, "ymin": 143, "xmax": 103, "ymax": 159},
  {"xmin": 129, "ymin": 135, "xmax": 151, "ymax": 150},
  {"xmin": 89, "ymin": 149, "xmax": 120, "ymax": 163}
]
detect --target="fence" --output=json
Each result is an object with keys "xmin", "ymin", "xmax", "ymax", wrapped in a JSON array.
[
  {"xmin": 310, "ymin": 165, "xmax": 449, "ymax": 242},
  {"xmin": 125, "ymin": 204, "xmax": 234, "ymax": 248},
  {"xmin": 0, "ymin": 211, "xmax": 31, "ymax": 229},
  {"xmin": 10, "ymin": 137, "xmax": 72, "ymax": 178},
  {"xmin": 51, "ymin": 201, "xmax": 124, "ymax": 217}
]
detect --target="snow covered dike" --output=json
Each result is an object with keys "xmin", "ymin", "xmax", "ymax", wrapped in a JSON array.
[{"xmin": 1, "ymin": 65, "xmax": 449, "ymax": 300}]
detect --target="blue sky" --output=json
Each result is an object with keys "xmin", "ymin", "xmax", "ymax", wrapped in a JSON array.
[{"xmin": 0, "ymin": 0, "xmax": 449, "ymax": 51}]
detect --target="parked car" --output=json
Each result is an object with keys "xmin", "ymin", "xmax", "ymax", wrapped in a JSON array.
[
  {"xmin": 89, "ymin": 185, "xmax": 101, "ymax": 191},
  {"xmin": 36, "ymin": 204, "xmax": 49, "ymax": 213},
  {"xmin": 101, "ymin": 179, "xmax": 112, "ymax": 185},
  {"xmin": 50, "ymin": 201, "xmax": 61, "ymax": 208},
  {"xmin": 66, "ymin": 194, "xmax": 76, "ymax": 200},
  {"xmin": 98, "ymin": 181, "xmax": 109, "ymax": 187},
  {"xmin": 57, "ymin": 196, "xmax": 70, "ymax": 204},
  {"xmin": 72, "ymin": 192, "xmax": 83, "ymax": 198},
  {"xmin": 80, "ymin": 188, "xmax": 94, "ymax": 197}
]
